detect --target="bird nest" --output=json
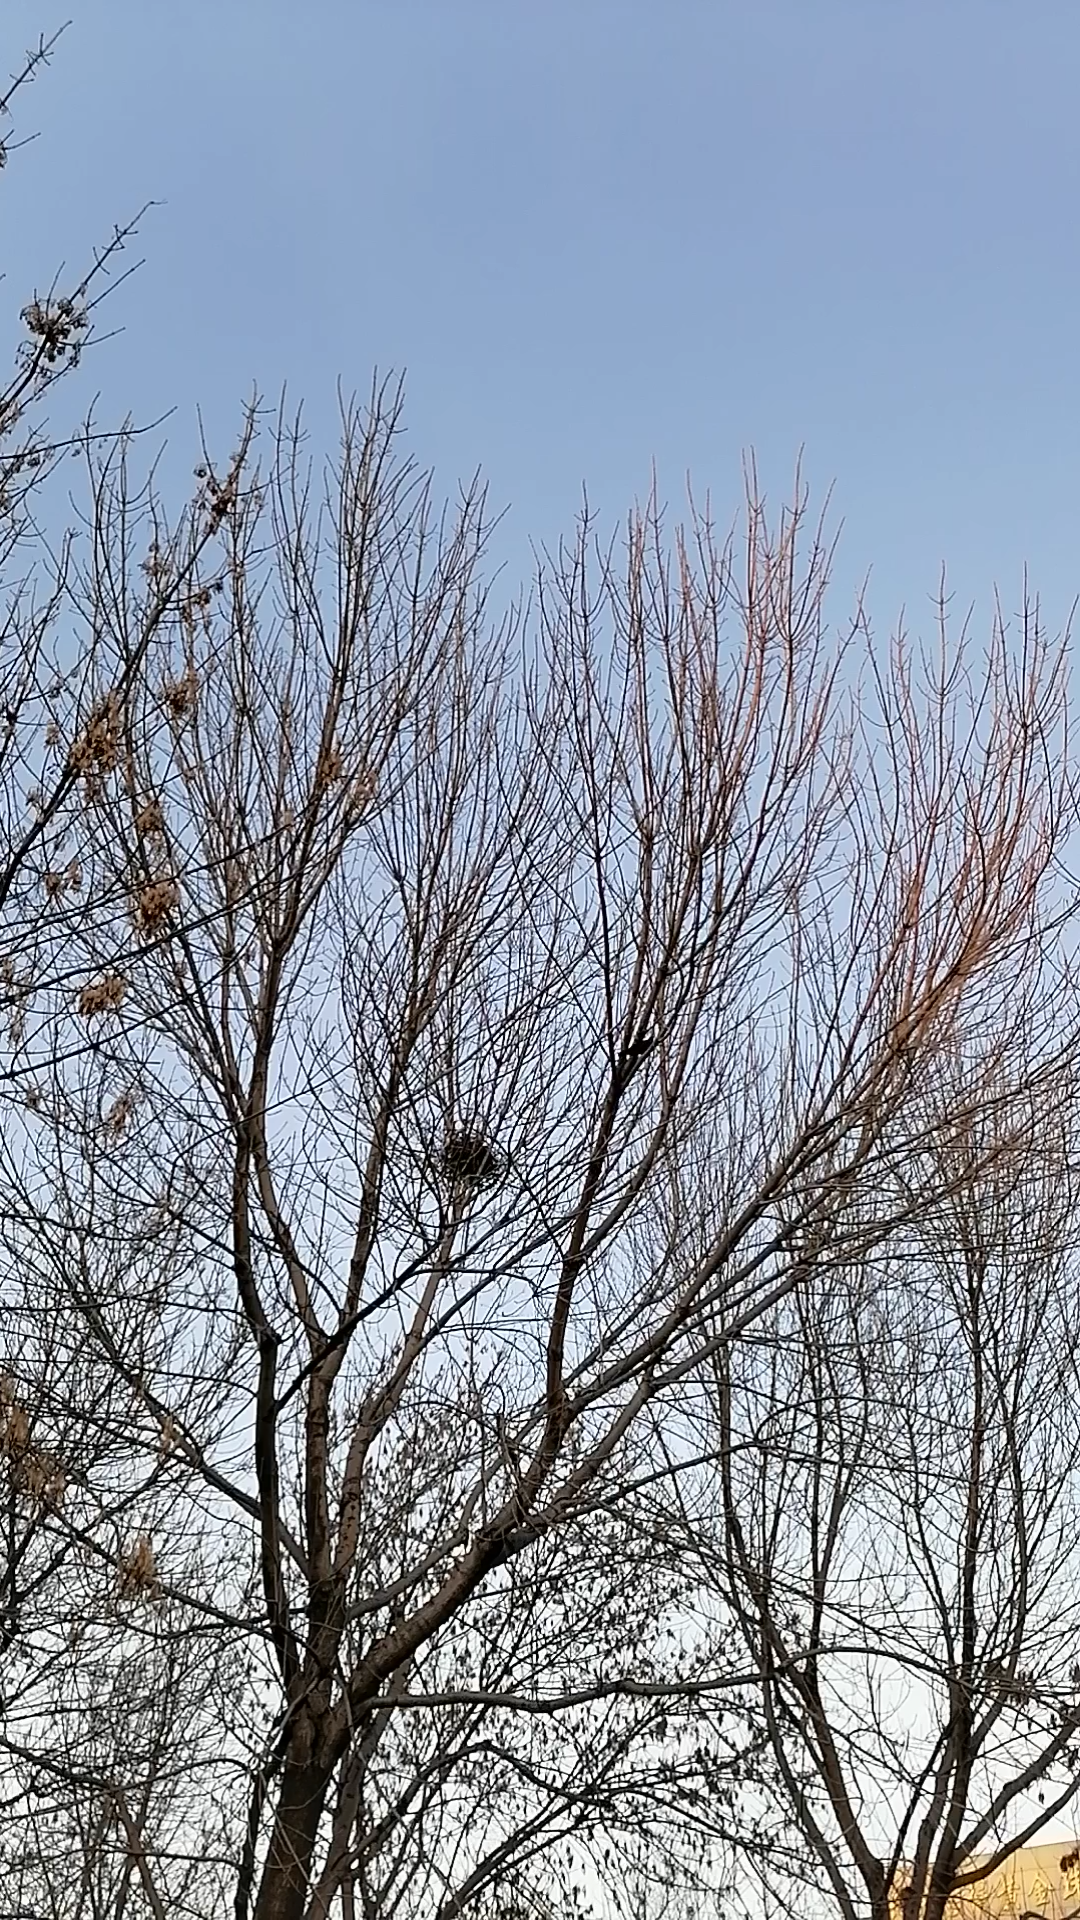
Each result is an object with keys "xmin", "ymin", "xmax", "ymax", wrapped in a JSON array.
[{"xmin": 439, "ymin": 1126, "xmax": 505, "ymax": 1189}]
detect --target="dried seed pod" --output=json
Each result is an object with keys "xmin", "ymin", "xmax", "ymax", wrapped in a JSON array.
[
  {"xmin": 1, "ymin": 1397, "xmax": 29, "ymax": 1457},
  {"xmin": 117, "ymin": 1533, "xmax": 160, "ymax": 1601},
  {"xmin": 133, "ymin": 878, "xmax": 179, "ymax": 936},
  {"xmin": 162, "ymin": 666, "xmax": 198, "ymax": 721},
  {"xmin": 68, "ymin": 692, "xmax": 121, "ymax": 795},
  {"xmin": 17, "ymin": 1448, "xmax": 66, "ymax": 1510},
  {"xmin": 103, "ymin": 1088, "xmax": 137, "ymax": 1138},
  {"xmin": 134, "ymin": 797, "xmax": 166, "ymax": 837},
  {"xmin": 78, "ymin": 974, "xmax": 127, "ymax": 1019}
]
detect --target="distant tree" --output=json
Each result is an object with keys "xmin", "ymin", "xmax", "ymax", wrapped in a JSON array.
[{"xmin": 651, "ymin": 920, "xmax": 1080, "ymax": 1920}]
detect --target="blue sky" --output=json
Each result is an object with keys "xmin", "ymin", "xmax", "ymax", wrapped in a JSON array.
[{"xmin": 4, "ymin": 0, "xmax": 1080, "ymax": 642}]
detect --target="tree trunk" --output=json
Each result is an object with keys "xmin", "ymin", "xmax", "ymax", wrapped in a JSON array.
[{"xmin": 252, "ymin": 1760, "xmax": 332, "ymax": 1920}]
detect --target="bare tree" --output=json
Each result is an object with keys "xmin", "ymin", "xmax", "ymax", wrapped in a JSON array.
[
  {"xmin": 654, "ymin": 987, "xmax": 1080, "ymax": 1920},
  {"xmin": 0, "ymin": 324, "xmax": 1075, "ymax": 1920},
  {"xmin": 0, "ymin": 31, "xmax": 258, "ymax": 1914}
]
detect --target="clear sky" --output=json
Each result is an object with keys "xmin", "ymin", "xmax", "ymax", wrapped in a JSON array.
[{"xmin": 4, "ymin": 0, "xmax": 1080, "ymax": 644}]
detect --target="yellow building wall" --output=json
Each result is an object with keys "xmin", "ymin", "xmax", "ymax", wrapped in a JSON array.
[{"xmin": 889, "ymin": 1843, "xmax": 1080, "ymax": 1919}]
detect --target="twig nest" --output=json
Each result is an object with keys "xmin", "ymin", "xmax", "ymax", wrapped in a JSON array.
[{"xmin": 440, "ymin": 1126, "xmax": 505, "ymax": 1189}]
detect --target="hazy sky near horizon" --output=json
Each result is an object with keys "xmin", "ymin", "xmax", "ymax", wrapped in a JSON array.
[{"xmin": 4, "ymin": 0, "xmax": 1080, "ymax": 645}]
